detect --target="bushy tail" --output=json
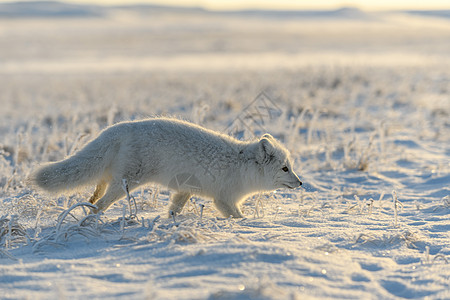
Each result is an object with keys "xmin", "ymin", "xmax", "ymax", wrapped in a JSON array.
[{"xmin": 29, "ymin": 136, "xmax": 117, "ymax": 193}]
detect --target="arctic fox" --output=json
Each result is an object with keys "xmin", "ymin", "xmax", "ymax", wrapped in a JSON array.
[{"xmin": 30, "ymin": 118, "xmax": 302, "ymax": 218}]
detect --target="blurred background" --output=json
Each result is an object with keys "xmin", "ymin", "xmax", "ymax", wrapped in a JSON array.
[
  {"xmin": 1, "ymin": 0, "xmax": 450, "ymax": 73},
  {"xmin": 1, "ymin": 0, "xmax": 449, "ymax": 118}
]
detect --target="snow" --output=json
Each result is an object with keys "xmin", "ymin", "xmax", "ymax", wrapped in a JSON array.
[{"xmin": 0, "ymin": 5, "xmax": 449, "ymax": 300}]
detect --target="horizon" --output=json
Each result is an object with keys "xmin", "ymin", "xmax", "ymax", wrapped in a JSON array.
[{"xmin": 1, "ymin": 0, "xmax": 450, "ymax": 11}]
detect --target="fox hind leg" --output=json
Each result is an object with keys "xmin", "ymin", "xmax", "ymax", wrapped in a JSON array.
[
  {"xmin": 89, "ymin": 181, "xmax": 108, "ymax": 204},
  {"xmin": 168, "ymin": 192, "xmax": 191, "ymax": 217},
  {"xmin": 93, "ymin": 181, "xmax": 127, "ymax": 213}
]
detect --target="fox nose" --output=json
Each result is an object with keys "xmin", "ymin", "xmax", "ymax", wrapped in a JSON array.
[{"xmin": 293, "ymin": 172, "xmax": 302, "ymax": 186}]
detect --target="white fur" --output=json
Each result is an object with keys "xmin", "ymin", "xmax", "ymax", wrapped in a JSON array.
[{"xmin": 30, "ymin": 118, "xmax": 302, "ymax": 218}]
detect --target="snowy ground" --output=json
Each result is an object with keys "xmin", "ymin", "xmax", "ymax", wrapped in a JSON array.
[{"xmin": 0, "ymin": 5, "xmax": 449, "ymax": 299}]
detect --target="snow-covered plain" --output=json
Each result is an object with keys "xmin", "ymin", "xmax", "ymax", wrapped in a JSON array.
[{"xmin": 0, "ymin": 5, "xmax": 449, "ymax": 299}]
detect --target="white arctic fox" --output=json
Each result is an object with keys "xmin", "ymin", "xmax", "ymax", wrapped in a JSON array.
[{"xmin": 30, "ymin": 118, "xmax": 302, "ymax": 218}]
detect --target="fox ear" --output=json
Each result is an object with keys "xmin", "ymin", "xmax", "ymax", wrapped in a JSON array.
[
  {"xmin": 262, "ymin": 133, "xmax": 274, "ymax": 140},
  {"xmin": 256, "ymin": 136, "xmax": 274, "ymax": 164}
]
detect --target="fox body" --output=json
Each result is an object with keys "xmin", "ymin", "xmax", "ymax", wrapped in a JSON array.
[{"xmin": 30, "ymin": 118, "xmax": 302, "ymax": 218}]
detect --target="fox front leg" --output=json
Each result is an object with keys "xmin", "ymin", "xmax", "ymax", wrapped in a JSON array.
[
  {"xmin": 214, "ymin": 198, "xmax": 244, "ymax": 218},
  {"xmin": 168, "ymin": 192, "xmax": 191, "ymax": 217}
]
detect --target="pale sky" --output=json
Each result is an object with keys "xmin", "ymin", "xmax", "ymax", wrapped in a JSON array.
[{"xmin": 3, "ymin": 0, "xmax": 450, "ymax": 11}]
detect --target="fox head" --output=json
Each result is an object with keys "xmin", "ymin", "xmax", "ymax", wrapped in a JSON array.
[{"xmin": 246, "ymin": 134, "xmax": 302, "ymax": 191}]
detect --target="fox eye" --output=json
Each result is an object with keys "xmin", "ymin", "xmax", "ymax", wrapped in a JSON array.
[{"xmin": 282, "ymin": 166, "xmax": 289, "ymax": 172}]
